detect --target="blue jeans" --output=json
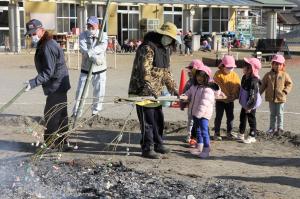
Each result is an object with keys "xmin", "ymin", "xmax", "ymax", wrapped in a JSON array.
[
  {"xmin": 73, "ymin": 71, "xmax": 107, "ymax": 116},
  {"xmin": 269, "ymin": 102, "xmax": 285, "ymax": 130},
  {"xmin": 193, "ymin": 117, "xmax": 210, "ymax": 147}
]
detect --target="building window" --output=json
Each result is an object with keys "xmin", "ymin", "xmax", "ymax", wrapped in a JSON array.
[
  {"xmin": 163, "ymin": 6, "xmax": 182, "ymax": 30},
  {"xmin": 87, "ymin": 4, "xmax": 105, "ymax": 25},
  {"xmin": 0, "ymin": 1, "xmax": 25, "ymax": 49},
  {"xmin": 202, "ymin": 8, "xmax": 210, "ymax": 33},
  {"xmin": 117, "ymin": 5, "xmax": 139, "ymax": 44},
  {"xmin": 56, "ymin": 3, "xmax": 78, "ymax": 34},
  {"xmin": 212, "ymin": 8, "xmax": 229, "ymax": 32}
]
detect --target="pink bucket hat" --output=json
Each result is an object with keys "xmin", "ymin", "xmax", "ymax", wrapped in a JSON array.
[
  {"xmin": 190, "ymin": 59, "xmax": 212, "ymax": 77},
  {"xmin": 271, "ymin": 54, "xmax": 285, "ymax": 64},
  {"xmin": 219, "ymin": 55, "xmax": 237, "ymax": 68},
  {"xmin": 244, "ymin": 57, "xmax": 261, "ymax": 78}
]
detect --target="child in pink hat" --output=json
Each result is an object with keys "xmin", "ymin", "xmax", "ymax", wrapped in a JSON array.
[
  {"xmin": 260, "ymin": 54, "xmax": 293, "ymax": 135},
  {"xmin": 180, "ymin": 60, "xmax": 225, "ymax": 158},
  {"xmin": 235, "ymin": 57, "xmax": 262, "ymax": 144},
  {"xmin": 181, "ymin": 60, "xmax": 196, "ymax": 145},
  {"xmin": 213, "ymin": 55, "xmax": 241, "ymax": 140}
]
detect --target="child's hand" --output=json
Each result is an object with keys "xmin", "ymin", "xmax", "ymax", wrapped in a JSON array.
[
  {"xmin": 216, "ymin": 92, "xmax": 227, "ymax": 100},
  {"xmin": 179, "ymin": 94, "xmax": 188, "ymax": 101},
  {"xmin": 246, "ymin": 108, "xmax": 252, "ymax": 113}
]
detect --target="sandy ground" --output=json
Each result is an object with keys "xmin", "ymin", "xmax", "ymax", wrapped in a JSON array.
[
  {"xmin": 0, "ymin": 51, "xmax": 300, "ymax": 133},
  {"xmin": 0, "ymin": 51, "xmax": 300, "ymax": 198}
]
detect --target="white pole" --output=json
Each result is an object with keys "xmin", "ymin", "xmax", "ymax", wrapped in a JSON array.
[{"xmin": 114, "ymin": 36, "xmax": 117, "ymax": 69}]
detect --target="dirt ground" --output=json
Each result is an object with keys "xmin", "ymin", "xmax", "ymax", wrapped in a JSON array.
[{"xmin": 0, "ymin": 51, "xmax": 300, "ymax": 198}]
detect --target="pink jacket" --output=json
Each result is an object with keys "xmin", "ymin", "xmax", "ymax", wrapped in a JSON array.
[{"xmin": 185, "ymin": 85, "xmax": 218, "ymax": 120}]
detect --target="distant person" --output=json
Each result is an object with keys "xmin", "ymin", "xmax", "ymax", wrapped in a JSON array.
[
  {"xmin": 73, "ymin": 16, "xmax": 108, "ymax": 117},
  {"xmin": 260, "ymin": 55, "xmax": 293, "ymax": 135},
  {"xmin": 213, "ymin": 55, "xmax": 241, "ymax": 140},
  {"xmin": 183, "ymin": 30, "xmax": 193, "ymax": 56},
  {"xmin": 128, "ymin": 22, "xmax": 180, "ymax": 159},
  {"xmin": 236, "ymin": 58, "xmax": 262, "ymax": 144},
  {"xmin": 177, "ymin": 30, "xmax": 184, "ymax": 54},
  {"xmin": 201, "ymin": 39, "xmax": 211, "ymax": 52},
  {"xmin": 24, "ymin": 19, "xmax": 71, "ymax": 151}
]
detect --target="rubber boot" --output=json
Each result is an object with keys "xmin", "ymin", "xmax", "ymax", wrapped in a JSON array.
[{"xmin": 199, "ymin": 147, "xmax": 210, "ymax": 158}]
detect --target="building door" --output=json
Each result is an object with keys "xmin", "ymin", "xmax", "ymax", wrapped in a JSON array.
[{"xmin": 117, "ymin": 5, "xmax": 139, "ymax": 45}]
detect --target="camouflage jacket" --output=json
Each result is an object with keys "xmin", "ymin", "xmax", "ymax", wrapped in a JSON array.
[{"xmin": 128, "ymin": 44, "xmax": 177, "ymax": 97}]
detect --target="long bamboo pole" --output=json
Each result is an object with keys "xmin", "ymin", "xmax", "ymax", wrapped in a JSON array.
[
  {"xmin": 73, "ymin": 0, "xmax": 111, "ymax": 128},
  {"xmin": 0, "ymin": 86, "xmax": 26, "ymax": 114}
]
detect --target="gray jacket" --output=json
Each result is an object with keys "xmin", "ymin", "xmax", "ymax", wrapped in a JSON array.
[{"xmin": 79, "ymin": 30, "xmax": 108, "ymax": 73}]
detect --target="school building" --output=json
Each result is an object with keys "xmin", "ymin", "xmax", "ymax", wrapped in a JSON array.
[{"xmin": 0, "ymin": 0, "xmax": 296, "ymax": 52}]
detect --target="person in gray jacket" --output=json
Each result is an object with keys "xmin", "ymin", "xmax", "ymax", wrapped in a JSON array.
[
  {"xmin": 24, "ymin": 19, "xmax": 71, "ymax": 151},
  {"xmin": 73, "ymin": 16, "xmax": 108, "ymax": 116}
]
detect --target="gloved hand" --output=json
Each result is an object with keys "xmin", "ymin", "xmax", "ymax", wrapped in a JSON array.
[
  {"xmin": 207, "ymin": 82, "xmax": 220, "ymax": 91},
  {"xmin": 24, "ymin": 81, "xmax": 31, "ymax": 92},
  {"xmin": 173, "ymin": 90, "xmax": 180, "ymax": 98}
]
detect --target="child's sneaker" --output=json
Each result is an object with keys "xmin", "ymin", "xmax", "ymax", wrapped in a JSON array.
[
  {"xmin": 213, "ymin": 135, "xmax": 222, "ymax": 141},
  {"xmin": 199, "ymin": 147, "xmax": 210, "ymax": 158},
  {"xmin": 237, "ymin": 133, "xmax": 245, "ymax": 141},
  {"xmin": 243, "ymin": 136, "xmax": 256, "ymax": 144},
  {"xmin": 190, "ymin": 143, "xmax": 203, "ymax": 155},
  {"xmin": 189, "ymin": 139, "xmax": 197, "ymax": 148}
]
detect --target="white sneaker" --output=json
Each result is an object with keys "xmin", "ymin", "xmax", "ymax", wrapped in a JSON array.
[
  {"xmin": 231, "ymin": 132, "xmax": 245, "ymax": 141},
  {"xmin": 231, "ymin": 132, "xmax": 239, "ymax": 138},
  {"xmin": 237, "ymin": 134, "xmax": 245, "ymax": 141},
  {"xmin": 243, "ymin": 136, "xmax": 256, "ymax": 144}
]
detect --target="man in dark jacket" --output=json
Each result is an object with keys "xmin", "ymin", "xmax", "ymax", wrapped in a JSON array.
[
  {"xmin": 24, "ymin": 19, "xmax": 71, "ymax": 151},
  {"xmin": 128, "ymin": 22, "xmax": 180, "ymax": 159}
]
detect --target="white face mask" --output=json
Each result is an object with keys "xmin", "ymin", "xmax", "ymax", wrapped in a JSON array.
[
  {"xmin": 31, "ymin": 35, "xmax": 40, "ymax": 46},
  {"xmin": 89, "ymin": 29, "xmax": 98, "ymax": 36},
  {"xmin": 161, "ymin": 36, "xmax": 173, "ymax": 46}
]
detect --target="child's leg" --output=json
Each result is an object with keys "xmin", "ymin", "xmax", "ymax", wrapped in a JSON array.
[
  {"xmin": 277, "ymin": 103, "xmax": 285, "ymax": 130},
  {"xmin": 191, "ymin": 124, "xmax": 197, "ymax": 140},
  {"xmin": 247, "ymin": 109, "xmax": 257, "ymax": 137},
  {"xmin": 269, "ymin": 102, "xmax": 276, "ymax": 130},
  {"xmin": 187, "ymin": 111, "xmax": 193, "ymax": 136},
  {"xmin": 199, "ymin": 118, "xmax": 210, "ymax": 148},
  {"xmin": 239, "ymin": 108, "xmax": 247, "ymax": 134},
  {"xmin": 193, "ymin": 117, "xmax": 203, "ymax": 144},
  {"xmin": 225, "ymin": 101, "xmax": 234, "ymax": 135},
  {"xmin": 199, "ymin": 118, "xmax": 210, "ymax": 158},
  {"xmin": 214, "ymin": 101, "xmax": 225, "ymax": 136},
  {"xmin": 190, "ymin": 117, "xmax": 203, "ymax": 154}
]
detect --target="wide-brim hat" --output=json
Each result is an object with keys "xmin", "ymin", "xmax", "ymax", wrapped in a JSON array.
[
  {"xmin": 156, "ymin": 22, "xmax": 181, "ymax": 43},
  {"xmin": 244, "ymin": 57, "xmax": 261, "ymax": 78},
  {"xmin": 219, "ymin": 55, "xmax": 237, "ymax": 68},
  {"xmin": 271, "ymin": 54, "xmax": 285, "ymax": 64},
  {"xmin": 190, "ymin": 59, "xmax": 212, "ymax": 77}
]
